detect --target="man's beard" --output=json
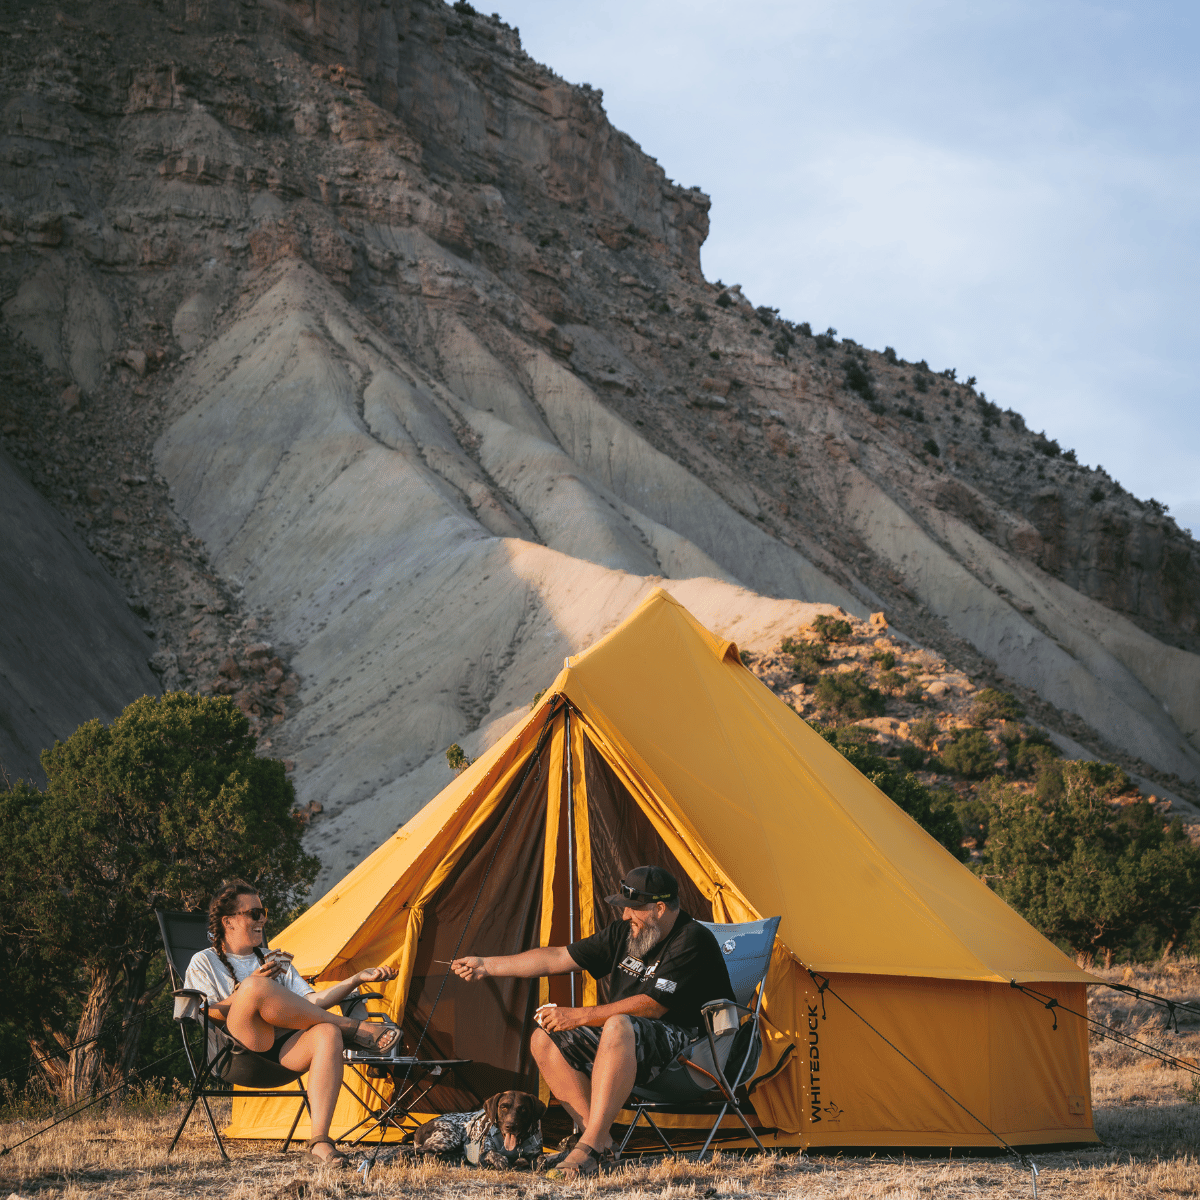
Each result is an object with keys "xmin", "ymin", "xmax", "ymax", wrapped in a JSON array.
[{"xmin": 628, "ymin": 915, "xmax": 664, "ymax": 959}]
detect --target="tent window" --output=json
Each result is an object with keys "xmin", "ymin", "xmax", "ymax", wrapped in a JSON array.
[
  {"xmin": 583, "ymin": 735, "xmax": 712, "ymax": 1004},
  {"xmin": 403, "ymin": 742, "xmax": 550, "ymax": 1107}
]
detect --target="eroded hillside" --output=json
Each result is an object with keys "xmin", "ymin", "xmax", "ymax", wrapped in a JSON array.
[{"xmin": 0, "ymin": 0, "xmax": 1196, "ymax": 890}]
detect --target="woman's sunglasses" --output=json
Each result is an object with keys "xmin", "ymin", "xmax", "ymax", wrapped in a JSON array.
[{"xmin": 237, "ymin": 907, "xmax": 268, "ymax": 921}]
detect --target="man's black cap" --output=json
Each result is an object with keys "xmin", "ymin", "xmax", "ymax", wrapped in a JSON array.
[{"xmin": 605, "ymin": 866, "xmax": 679, "ymax": 910}]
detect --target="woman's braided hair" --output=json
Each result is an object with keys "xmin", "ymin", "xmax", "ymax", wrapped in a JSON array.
[{"xmin": 207, "ymin": 879, "xmax": 265, "ymax": 987}]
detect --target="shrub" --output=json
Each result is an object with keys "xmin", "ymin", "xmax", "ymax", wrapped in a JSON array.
[
  {"xmin": 877, "ymin": 669, "xmax": 904, "ymax": 693},
  {"xmin": 883, "ymin": 346, "xmax": 898, "ymax": 364},
  {"xmin": 913, "ymin": 374, "xmax": 929, "ymax": 393},
  {"xmin": 870, "ymin": 649, "xmax": 897, "ymax": 670},
  {"xmin": 815, "ymin": 671, "xmax": 885, "ymax": 719},
  {"xmin": 1090, "ymin": 486, "xmax": 1105, "ymax": 503},
  {"xmin": 843, "ymin": 357, "xmax": 875, "ymax": 402},
  {"xmin": 923, "ymin": 438, "xmax": 940, "ymax": 457},
  {"xmin": 903, "ymin": 681, "xmax": 926, "ymax": 705},
  {"xmin": 910, "ymin": 717, "xmax": 939, "ymax": 748},
  {"xmin": 972, "ymin": 688, "xmax": 1025, "ymax": 723},
  {"xmin": 797, "ymin": 321, "xmax": 812, "ymax": 337},
  {"xmin": 898, "ymin": 744, "xmax": 925, "ymax": 770},
  {"xmin": 709, "ymin": 349, "xmax": 720, "ymax": 360},
  {"xmin": 979, "ymin": 763, "xmax": 1200, "ymax": 956},
  {"xmin": 811, "ymin": 614, "xmax": 853, "ymax": 643},
  {"xmin": 814, "ymin": 327, "xmax": 837, "ymax": 350},
  {"xmin": 938, "ymin": 728, "xmax": 999, "ymax": 779},
  {"xmin": 1033, "ymin": 433, "xmax": 1061, "ymax": 457},
  {"xmin": 446, "ymin": 743, "xmax": 472, "ymax": 773},
  {"xmin": 715, "ymin": 291, "xmax": 732, "ymax": 308},
  {"xmin": 1010, "ymin": 737, "xmax": 1059, "ymax": 778},
  {"xmin": 781, "ymin": 636, "xmax": 830, "ymax": 684}
]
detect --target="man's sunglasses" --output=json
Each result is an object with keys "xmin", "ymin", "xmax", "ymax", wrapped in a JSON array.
[
  {"xmin": 237, "ymin": 907, "xmax": 268, "ymax": 921},
  {"xmin": 619, "ymin": 883, "xmax": 672, "ymax": 903}
]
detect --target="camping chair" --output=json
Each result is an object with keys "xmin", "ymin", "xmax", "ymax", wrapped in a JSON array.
[
  {"xmin": 616, "ymin": 915, "xmax": 788, "ymax": 1160},
  {"xmin": 156, "ymin": 909, "xmax": 388, "ymax": 1160}
]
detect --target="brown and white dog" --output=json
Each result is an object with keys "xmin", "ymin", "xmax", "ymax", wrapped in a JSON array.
[{"xmin": 411, "ymin": 1090, "xmax": 546, "ymax": 1169}]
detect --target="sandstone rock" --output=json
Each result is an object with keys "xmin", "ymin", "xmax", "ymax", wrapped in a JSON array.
[
  {"xmin": 86, "ymin": 486, "xmax": 105, "ymax": 504},
  {"xmin": 870, "ymin": 612, "xmax": 888, "ymax": 629},
  {"xmin": 265, "ymin": 666, "xmax": 284, "ymax": 688},
  {"xmin": 112, "ymin": 508, "xmax": 129, "ymax": 523},
  {"xmin": 218, "ymin": 656, "xmax": 241, "ymax": 680},
  {"xmin": 122, "ymin": 349, "xmax": 147, "ymax": 377},
  {"xmin": 61, "ymin": 385, "xmax": 82, "ymax": 413}
]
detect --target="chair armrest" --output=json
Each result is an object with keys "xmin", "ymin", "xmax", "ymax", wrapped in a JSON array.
[
  {"xmin": 172, "ymin": 989, "xmax": 209, "ymax": 1022},
  {"xmin": 352, "ymin": 992, "xmax": 386, "ymax": 1003},
  {"xmin": 700, "ymin": 999, "xmax": 752, "ymax": 1017}
]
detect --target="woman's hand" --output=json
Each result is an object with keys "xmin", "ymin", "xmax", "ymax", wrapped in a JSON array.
[
  {"xmin": 248, "ymin": 959, "xmax": 286, "ymax": 982},
  {"xmin": 357, "ymin": 965, "xmax": 399, "ymax": 985}
]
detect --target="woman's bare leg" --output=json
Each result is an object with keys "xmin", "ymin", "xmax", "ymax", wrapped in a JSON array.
[
  {"xmin": 225, "ymin": 975, "xmax": 356, "ymax": 1051},
  {"xmin": 279, "ymin": 1023, "xmax": 345, "ymax": 1161}
]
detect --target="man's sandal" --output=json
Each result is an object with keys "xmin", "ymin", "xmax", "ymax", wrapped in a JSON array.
[
  {"xmin": 544, "ymin": 1142, "xmax": 608, "ymax": 1179},
  {"xmin": 352, "ymin": 1020, "xmax": 400, "ymax": 1054},
  {"xmin": 304, "ymin": 1135, "xmax": 350, "ymax": 1168}
]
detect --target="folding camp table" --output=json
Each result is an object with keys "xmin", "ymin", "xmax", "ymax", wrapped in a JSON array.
[{"xmin": 336, "ymin": 1052, "xmax": 473, "ymax": 1146}]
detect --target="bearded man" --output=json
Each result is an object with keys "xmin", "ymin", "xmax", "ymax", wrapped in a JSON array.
[{"xmin": 452, "ymin": 866, "xmax": 733, "ymax": 1177}]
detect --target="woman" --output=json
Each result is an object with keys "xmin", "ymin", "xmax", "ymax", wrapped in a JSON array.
[{"xmin": 184, "ymin": 879, "xmax": 400, "ymax": 1167}]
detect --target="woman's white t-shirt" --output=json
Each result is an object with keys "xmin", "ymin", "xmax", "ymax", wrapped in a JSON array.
[{"xmin": 184, "ymin": 947, "xmax": 316, "ymax": 1008}]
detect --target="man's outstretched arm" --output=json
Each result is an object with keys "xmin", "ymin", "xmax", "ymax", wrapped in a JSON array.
[{"xmin": 452, "ymin": 945, "xmax": 578, "ymax": 981}]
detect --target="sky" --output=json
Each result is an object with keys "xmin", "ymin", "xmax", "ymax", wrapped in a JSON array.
[{"xmin": 489, "ymin": 0, "xmax": 1199, "ymax": 537}]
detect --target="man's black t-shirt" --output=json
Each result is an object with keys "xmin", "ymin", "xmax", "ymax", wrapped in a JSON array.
[{"xmin": 567, "ymin": 911, "xmax": 733, "ymax": 1032}]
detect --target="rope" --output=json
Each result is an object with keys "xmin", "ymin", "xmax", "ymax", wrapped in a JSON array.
[
  {"xmin": 806, "ymin": 969, "xmax": 1034, "ymax": 1172},
  {"xmin": 1010, "ymin": 982, "xmax": 1200, "ymax": 1078},
  {"xmin": 1099, "ymin": 981, "xmax": 1200, "ymax": 1031},
  {"xmin": 0, "ymin": 1044, "xmax": 185, "ymax": 1156},
  {"xmin": 361, "ymin": 701, "xmax": 560, "ymax": 1179}
]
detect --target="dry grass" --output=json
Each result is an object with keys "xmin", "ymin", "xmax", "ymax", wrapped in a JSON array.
[{"xmin": 4, "ymin": 964, "xmax": 1199, "ymax": 1200}]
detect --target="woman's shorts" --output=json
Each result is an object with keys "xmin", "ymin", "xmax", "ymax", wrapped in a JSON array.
[{"xmin": 544, "ymin": 1016, "xmax": 694, "ymax": 1087}]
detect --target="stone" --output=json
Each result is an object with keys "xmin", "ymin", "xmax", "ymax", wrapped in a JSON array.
[
  {"xmin": 61, "ymin": 384, "xmax": 83, "ymax": 413},
  {"xmin": 265, "ymin": 666, "xmax": 284, "ymax": 688},
  {"xmin": 86, "ymin": 485, "xmax": 105, "ymax": 504},
  {"xmin": 123, "ymin": 349, "xmax": 148, "ymax": 377},
  {"xmin": 218, "ymin": 656, "xmax": 241, "ymax": 680},
  {"xmin": 112, "ymin": 508, "xmax": 129, "ymax": 523},
  {"xmin": 870, "ymin": 612, "xmax": 888, "ymax": 629}
]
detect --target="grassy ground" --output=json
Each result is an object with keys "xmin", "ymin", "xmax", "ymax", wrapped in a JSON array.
[
  {"xmin": 2, "ymin": 963, "xmax": 1196, "ymax": 1199},
  {"xmin": 2, "ymin": 1046, "xmax": 1197, "ymax": 1197}
]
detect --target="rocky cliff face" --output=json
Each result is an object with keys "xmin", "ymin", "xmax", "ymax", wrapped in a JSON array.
[{"xmin": 0, "ymin": 0, "xmax": 1196, "ymax": 889}]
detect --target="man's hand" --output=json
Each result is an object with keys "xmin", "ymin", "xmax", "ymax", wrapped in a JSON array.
[
  {"xmin": 536, "ymin": 1005, "xmax": 591, "ymax": 1032},
  {"xmin": 452, "ymin": 956, "xmax": 488, "ymax": 982}
]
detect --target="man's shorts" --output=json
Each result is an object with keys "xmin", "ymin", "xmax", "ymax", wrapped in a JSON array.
[{"xmin": 544, "ymin": 1015, "xmax": 694, "ymax": 1087}]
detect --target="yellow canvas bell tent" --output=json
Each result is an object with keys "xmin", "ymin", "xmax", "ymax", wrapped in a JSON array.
[{"xmin": 230, "ymin": 588, "xmax": 1098, "ymax": 1150}]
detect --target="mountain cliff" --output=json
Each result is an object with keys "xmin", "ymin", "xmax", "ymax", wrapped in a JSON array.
[{"xmin": 1, "ymin": 0, "xmax": 1196, "ymax": 891}]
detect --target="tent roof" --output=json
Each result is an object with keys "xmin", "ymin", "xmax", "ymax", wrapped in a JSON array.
[{"xmin": 283, "ymin": 588, "xmax": 1092, "ymax": 985}]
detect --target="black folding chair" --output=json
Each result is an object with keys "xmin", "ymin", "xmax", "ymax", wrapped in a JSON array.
[
  {"xmin": 156, "ymin": 909, "xmax": 388, "ymax": 1160},
  {"xmin": 617, "ymin": 915, "xmax": 793, "ymax": 1160}
]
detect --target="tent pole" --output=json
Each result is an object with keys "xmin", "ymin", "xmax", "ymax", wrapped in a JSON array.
[{"xmin": 565, "ymin": 706, "xmax": 576, "ymax": 1008}]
